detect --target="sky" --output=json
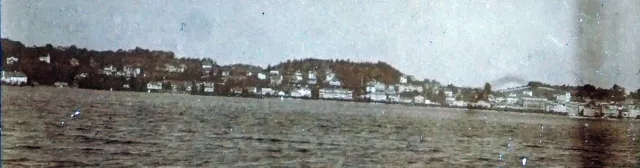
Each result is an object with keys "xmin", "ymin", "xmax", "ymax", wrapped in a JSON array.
[{"xmin": 2, "ymin": 0, "xmax": 639, "ymax": 90}]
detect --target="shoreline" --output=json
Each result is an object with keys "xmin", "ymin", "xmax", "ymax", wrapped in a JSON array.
[{"xmin": 2, "ymin": 85, "xmax": 574, "ymax": 117}]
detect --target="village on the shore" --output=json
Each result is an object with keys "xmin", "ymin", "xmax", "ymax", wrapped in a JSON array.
[{"xmin": 2, "ymin": 38, "xmax": 639, "ymax": 119}]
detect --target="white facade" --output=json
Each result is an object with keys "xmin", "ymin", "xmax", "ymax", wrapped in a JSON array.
[
  {"xmin": 146, "ymin": 82, "xmax": 162, "ymax": 90},
  {"xmin": 39, "ymin": 54, "xmax": 50, "ymax": 63},
  {"xmin": 270, "ymin": 75, "xmax": 282, "ymax": 86},
  {"xmin": 398, "ymin": 84, "xmax": 423, "ymax": 93},
  {"xmin": 399, "ymin": 75, "xmax": 408, "ymax": 84},
  {"xmin": 204, "ymin": 87, "xmax": 214, "ymax": 93},
  {"xmin": 291, "ymin": 88, "xmax": 312, "ymax": 98},
  {"xmin": 319, "ymin": 88, "xmax": 353, "ymax": 100},
  {"xmin": 556, "ymin": 92, "xmax": 571, "ymax": 103},
  {"xmin": 414, "ymin": 95, "xmax": 425, "ymax": 104},
  {"xmin": 1, "ymin": 71, "xmax": 28, "ymax": 85},
  {"xmin": 367, "ymin": 92, "xmax": 387, "ymax": 101},
  {"xmin": 325, "ymin": 72, "xmax": 337, "ymax": 82},
  {"xmin": 523, "ymin": 90, "xmax": 533, "ymax": 97},
  {"xmin": 308, "ymin": 71, "xmax": 317, "ymax": 80},
  {"xmin": 293, "ymin": 71, "xmax": 304, "ymax": 83},
  {"xmin": 257, "ymin": 73, "xmax": 267, "ymax": 80},
  {"xmin": 444, "ymin": 91, "xmax": 454, "ymax": 98},
  {"xmin": 328, "ymin": 80, "xmax": 342, "ymax": 86},
  {"xmin": 6, "ymin": 56, "xmax": 18, "ymax": 64},
  {"xmin": 260, "ymin": 88, "xmax": 275, "ymax": 95}
]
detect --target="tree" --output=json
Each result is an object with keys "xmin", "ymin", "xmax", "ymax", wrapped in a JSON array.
[
  {"xmin": 190, "ymin": 81, "xmax": 198, "ymax": 95},
  {"xmin": 455, "ymin": 94, "xmax": 463, "ymax": 101},
  {"xmin": 198, "ymin": 83, "xmax": 205, "ymax": 95},
  {"xmin": 610, "ymin": 84, "xmax": 626, "ymax": 102},
  {"xmin": 630, "ymin": 89, "xmax": 640, "ymax": 100},
  {"xmin": 162, "ymin": 82, "xmax": 172, "ymax": 90},
  {"xmin": 484, "ymin": 83, "xmax": 492, "ymax": 95},
  {"xmin": 436, "ymin": 90, "xmax": 446, "ymax": 105}
]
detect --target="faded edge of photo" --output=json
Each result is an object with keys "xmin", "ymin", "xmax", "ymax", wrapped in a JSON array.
[{"xmin": 0, "ymin": 0, "xmax": 4, "ymax": 167}]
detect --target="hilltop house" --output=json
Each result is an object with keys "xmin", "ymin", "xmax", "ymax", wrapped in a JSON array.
[
  {"xmin": 290, "ymin": 70, "xmax": 303, "ymax": 84},
  {"xmin": 397, "ymin": 84, "xmax": 423, "ymax": 93},
  {"xmin": 399, "ymin": 75, "xmax": 408, "ymax": 84},
  {"xmin": 39, "ymin": 54, "xmax": 50, "ymax": 63},
  {"xmin": 69, "ymin": 58, "xmax": 80, "ymax": 66},
  {"xmin": 6, "ymin": 56, "xmax": 18, "ymax": 65},
  {"xmin": 324, "ymin": 71, "xmax": 341, "ymax": 87},
  {"xmin": 202, "ymin": 64, "xmax": 213, "ymax": 74},
  {"xmin": 444, "ymin": 90, "xmax": 454, "ymax": 98},
  {"xmin": 161, "ymin": 64, "xmax": 186, "ymax": 73},
  {"xmin": 257, "ymin": 72, "xmax": 267, "ymax": 80},
  {"xmin": 308, "ymin": 71, "xmax": 317, "ymax": 85},
  {"xmin": 123, "ymin": 66, "xmax": 142, "ymax": 77},
  {"xmin": 101, "ymin": 65, "xmax": 117, "ymax": 75},
  {"xmin": 269, "ymin": 72, "xmax": 282, "ymax": 86},
  {"xmin": 221, "ymin": 70, "xmax": 230, "ymax": 77}
]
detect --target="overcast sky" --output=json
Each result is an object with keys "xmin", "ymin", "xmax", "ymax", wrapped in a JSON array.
[{"xmin": 2, "ymin": 0, "xmax": 639, "ymax": 90}]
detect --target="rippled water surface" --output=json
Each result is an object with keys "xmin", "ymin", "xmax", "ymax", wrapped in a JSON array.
[{"xmin": 3, "ymin": 86, "xmax": 640, "ymax": 167}]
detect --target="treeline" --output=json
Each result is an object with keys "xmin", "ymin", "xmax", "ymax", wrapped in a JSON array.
[
  {"xmin": 269, "ymin": 58, "xmax": 404, "ymax": 95},
  {"xmin": 2, "ymin": 38, "xmax": 638, "ymax": 103},
  {"xmin": 1, "ymin": 38, "xmax": 218, "ymax": 89},
  {"xmin": 526, "ymin": 81, "xmax": 632, "ymax": 103}
]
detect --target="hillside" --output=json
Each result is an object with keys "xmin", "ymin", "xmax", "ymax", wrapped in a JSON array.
[
  {"xmin": 1, "ymin": 39, "xmax": 403, "ymax": 93},
  {"xmin": 270, "ymin": 58, "xmax": 403, "ymax": 88}
]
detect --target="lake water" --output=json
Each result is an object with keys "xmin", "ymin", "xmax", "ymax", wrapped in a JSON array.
[{"xmin": 2, "ymin": 86, "xmax": 640, "ymax": 167}]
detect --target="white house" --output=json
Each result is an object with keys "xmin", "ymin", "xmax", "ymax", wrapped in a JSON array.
[
  {"xmin": 6, "ymin": 56, "xmax": 18, "ymax": 65},
  {"xmin": 39, "ymin": 54, "xmax": 50, "ymax": 63},
  {"xmin": 291, "ymin": 87, "xmax": 312, "ymax": 98},
  {"xmin": 325, "ymin": 71, "xmax": 337, "ymax": 82},
  {"xmin": 292, "ymin": 70, "xmax": 304, "ymax": 83},
  {"xmin": 506, "ymin": 95, "xmax": 519, "ymax": 105},
  {"xmin": 1, "ymin": 71, "xmax": 28, "ymax": 85},
  {"xmin": 398, "ymin": 84, "xmax": 423, "ymax": 93},
  {"xmin": 414, "ymin": 95, "xmax": 425, "ymax": 104},
  {"xmin": 523, "ymin": 90, "xmax": 533, "ymax": 97},
  {"xmin": 367, "ymin": 92, "xmax": 387, "ymax": 101},
  {"xmin": 222, "ymin": 71, "xmax": 230, "ymax": 77},
  {"xmin": 269, "ymin": 70, "xmax": 280, "ymax": 76},
  {"xmin": 146, "ymin": 82, "xmax": 163, "ymax": 91},
  {"xmin": 444, "ymin": 90, "xmax": 454, "ymax": 98},
  {"xmin": 399, "ymin": 75, "xmax": 408, "ymax": 84},
  {"xmin": 308, "ymin": 71, "xmax": 317, "ymax": 85},
  {"xmin": 366, "ymin": 81, "xmax": 386, "ymax": 93},
  {"xmin": 257, "ymin": 73, "xmax": 267, "ymax": 80},
  {"xmin": 202, "ymin": 64, "xmax": 213, "ymax": 74},
  {"xmin": 328, "ymin": 79, "xmax": 342, "ymax": 87},
  {"xmin": 556, "ymin": 92, "xmax": 571, "ymax": 103},
  {"xmin": 104, "ymin": 65, "xmax": 117, "ymax": 73},
  {"xmin": 260, "ymin": 88, "xmax": 275, "ymax": 95}
]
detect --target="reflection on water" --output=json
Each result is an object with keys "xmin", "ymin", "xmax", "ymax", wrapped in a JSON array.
[{"xmin": 572, "ymin": 119, "xmax": 640, "ymax": 167}]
